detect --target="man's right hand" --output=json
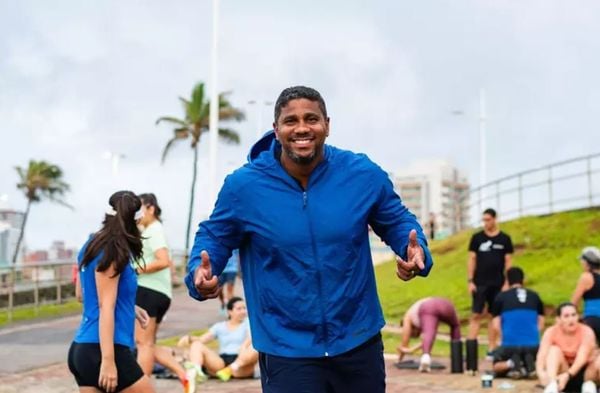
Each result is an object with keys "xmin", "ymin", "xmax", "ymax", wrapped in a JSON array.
[
  {"xmin": 193, "ymin": 251, "xmax": 221, "ymax": 299},
  {"xmin": 468, "ymin": 282, "xmax": 477, "ymax": 294}
]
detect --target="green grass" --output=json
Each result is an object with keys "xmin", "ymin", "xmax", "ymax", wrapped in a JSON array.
[
  {"xmin": 0, "ymin": 301, "xmax": 82, "ymax": 327},
  {"xmin": 376, "ymin": 207, "xmax": 600, "ymax": 353}
]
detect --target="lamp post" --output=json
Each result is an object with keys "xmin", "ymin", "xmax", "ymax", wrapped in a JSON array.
[
  {"xmin": 102, "ymin": 151, "xmax": 125, "ymax": 176},
  {"xmin": 248, "ymin": 100, "xmax": 274, "ymax": 139},
  {"xmin": 208, "ymin": 0, "xmax": 220, "ymax": 207},
  {"xmin": 452, "ymin": 88, "xmax": 487, "ymax": 192}
]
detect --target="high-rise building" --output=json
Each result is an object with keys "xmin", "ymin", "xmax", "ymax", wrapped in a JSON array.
[
  {"xmin": 391, "ymin": 160, "xmax": 470, "ymax": 239},
  {"xmin": 0, "ymin": 209, "xmax": 25, "ymax": 266}
]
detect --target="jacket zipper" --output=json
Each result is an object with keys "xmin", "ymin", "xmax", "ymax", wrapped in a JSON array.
[{"xmin": 303, "ymin": 190, "xmax": 329, "ymax": 357}]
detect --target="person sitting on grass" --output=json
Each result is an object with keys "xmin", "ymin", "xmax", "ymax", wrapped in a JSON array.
[
  {"xmin": 536, "ymin": 302, "xmax": 597, "ymax": 393},
  {"xmin": 490, "ymin": 267, "xmax": 545, "ymax": 379},
  {"xmin": 396, "ymin": 297, "xmax": 461, "ymax": 372},
  {"xmin": 178, "ymin": 297, "xmax": 258, "ymax": 389}
]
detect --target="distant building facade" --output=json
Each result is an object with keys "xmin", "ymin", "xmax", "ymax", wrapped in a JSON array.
[
  {"xmin": 0, "ymin": 209, "xmax": 25, "ymax": 266},
  {"xmin": 391, "ymin": 160, "xmax": 470, "ymax": 239}
]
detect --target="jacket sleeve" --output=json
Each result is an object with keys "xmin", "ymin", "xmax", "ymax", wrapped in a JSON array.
[
  {"xmin": 185, "ymin": 178, "xmax": 244, "ymax": 301},
  {"xmin": 368, "ymin": 167, "xmax": 433, "ymax": 277}
]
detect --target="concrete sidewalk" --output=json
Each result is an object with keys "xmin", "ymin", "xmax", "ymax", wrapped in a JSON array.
[
  {"xmin": 0, "ymin": 282, "xmax": 542, "ymax": 392},
  {"xmin": 0, "ymin": 287, "xmax": 223, "ymax": 375},
  {"xmin": 0, "ymin": 356, "xmax": 541, "ymax": 393}
]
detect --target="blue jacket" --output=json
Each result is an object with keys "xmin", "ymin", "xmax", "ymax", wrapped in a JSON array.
[{"xmin": 185, "ymin": 132, "xmax": 433, "ymax": 358}]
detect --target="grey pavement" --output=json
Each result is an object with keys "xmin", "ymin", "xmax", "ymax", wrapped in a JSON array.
[{"xmin": 0, "ymin": 286, "xmax": 223, "ymax": 375}]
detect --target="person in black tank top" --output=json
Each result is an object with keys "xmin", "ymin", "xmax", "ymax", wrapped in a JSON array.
[{"xmin": 571, "ymin": 247, "xmax": 600, "ymax": 344}]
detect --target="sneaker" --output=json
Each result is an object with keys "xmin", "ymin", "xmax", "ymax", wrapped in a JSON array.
[
  {"xmin": 543, "ymin": 380, "xmax": 559, "ymax": 393},
  {"xmin": 184, "ymin": 362, "xmax": 207, "ymax": 383},
  {"xmin": 419, "ymin": 354, "xmax": 431, "ymax": 373},
  {"xmin": 216, "ymin": 366, "xmax": 233, "ymax": 382},
  {"xmin": 182, "ymin": 376, "xmax": 194, "ymax": 393},
  {"xmin": 581, "ymin": 380, "xmax": 597, "ymax": 393}
]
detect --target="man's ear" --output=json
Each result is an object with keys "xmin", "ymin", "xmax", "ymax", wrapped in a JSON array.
[
  {"xmin": 273, "ymin": 123, "xmax": 279, "ymax": 140},
  {"xmin": 325, "ymin": 117, "xmax": 331, "ymax": 137}
]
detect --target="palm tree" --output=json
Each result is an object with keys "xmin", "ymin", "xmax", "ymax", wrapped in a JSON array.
[
  {"xmin": 13, "ymin": 160, "xmax": 71, "ymax": 264},
  {"xmin": 157, "ymin": 82, "xmax": 244, "ymax": 259}
]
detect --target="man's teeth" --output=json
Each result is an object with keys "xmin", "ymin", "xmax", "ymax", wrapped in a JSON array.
[{"xmin": 293, "ymin": 139, "xmax": 312, "ymax": 145}]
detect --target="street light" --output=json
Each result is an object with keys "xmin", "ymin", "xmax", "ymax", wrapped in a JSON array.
[
  {"xmin": 208, "ymin": 0, "xmax": 220, "ymax": 207},
  {"xmin": 102, "ymin": 151, "xmax": 126, "ymax": 176},
  {"xmin": 452, "ymin": 88, "xmax": 487, "ymax": 191},
  {"xmin": 248, "ymin": 100, "xmax": 274, "ymax": 139}
]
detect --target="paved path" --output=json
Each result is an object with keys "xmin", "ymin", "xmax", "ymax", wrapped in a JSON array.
[
  {"xmin": 0, "ymin": 355, "xmax": 541, "ymax": 392},
  {"xmin": 0, "ymin": 282, "xmax": 542, "ymax": 392},
  {"xmin": 0, "ymin": 287, "xmax": 222, "ymax": 375}
]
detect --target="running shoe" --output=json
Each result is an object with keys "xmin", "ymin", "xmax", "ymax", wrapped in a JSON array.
[
  {"xmin": 543, "ymin": 380, "xmax": 559, "ymax": 393},
  {"xmin": 182, "ymin": 376, "xmax": 193, "ymax": 393},
  {"xmin": 216, "ymin": 366, "xmax": 233, "ymax": 382},
  {"xmin": 581, "ymin": 380, "xmax": 597, "ymax": 393},
  {"xmin": 419, "ymin": 354, "xmax": 431, "ymax": 373}
]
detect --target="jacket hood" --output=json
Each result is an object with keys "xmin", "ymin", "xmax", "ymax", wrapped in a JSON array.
[{"xmin": 248, "ymin": 130, "xmax": 277, "ymax": 163}]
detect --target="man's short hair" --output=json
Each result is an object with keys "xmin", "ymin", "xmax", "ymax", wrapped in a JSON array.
[
  {"xmin": 483, "ymin": 208, "xmax": 497, "ymax": 218},
  {"xmin": 506, "ymin": 267, "xmax": 524, "ymax": 285},
  {"xmin": 274, "ymin": 86, "xmax": 328, "ymax": 123}
]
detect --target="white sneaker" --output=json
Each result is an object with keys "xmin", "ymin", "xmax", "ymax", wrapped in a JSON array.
[
  {"xmin": 184, "ymin": 368, "xmax": 196, "ymax": 393},
  {"xmin": 581, "ymin": 380, "xmax": 597, "ymax": 393},
  {"xmin": 543, "ymin": 380, "xmax": 559, "ymax": 393},
  {"xmin": 419, "ymin": 353, "xmax": 431, "ymax": 372}
]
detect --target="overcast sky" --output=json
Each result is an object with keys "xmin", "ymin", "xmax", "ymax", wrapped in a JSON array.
[{"xmin": 1, "ymin": 0, "xmax": 599, "ymax": 251}]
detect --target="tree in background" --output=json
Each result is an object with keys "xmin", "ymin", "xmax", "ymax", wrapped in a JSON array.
[
  {"xmin": 157, "ymin": 82, "xmax": 244, "ymax": 260},
  {"xmin": 13, "ymin": 160, "xmax": 71, "ymax": 264}
]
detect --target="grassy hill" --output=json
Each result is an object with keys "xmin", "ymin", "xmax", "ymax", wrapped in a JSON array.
[{"xmin": 376, "ymin": 207, "xmax": 600, "ymax": 325}]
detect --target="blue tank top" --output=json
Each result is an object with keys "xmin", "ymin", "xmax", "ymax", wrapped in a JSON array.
[
  {"xmin": 583, "ymin": 273, "xmax": 600, "ymax": 318},
  {"xmin": 73, "ymin": 240, "xmax": 138, "ymax": 348}
]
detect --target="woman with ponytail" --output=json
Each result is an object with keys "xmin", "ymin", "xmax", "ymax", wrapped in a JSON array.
[
  {"xmin": 134, "ymin": 193, "xmax": 190, "ymax": 391},
  {"xmin": 67, "ymin": 191, "xmax": 155, "ymax": 393}
]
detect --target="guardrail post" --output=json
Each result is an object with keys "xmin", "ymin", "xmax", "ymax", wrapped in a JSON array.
[
  {"xmin": 588, "ymin": 157, "xmax": 594, "ymax": 207},
  {"xmin": 8, "ymin": 266, "xmax": 15, "ymax": 323},
  {"xmin": 496, "ymin": 181, "xmax": 500, "ymax": 212},
  {"xmin": 55, "ymin": 265, "xmax": 62, "ymax": 305},
  {"xmin": 478, "ymin": 188, "xmax": 482, "ymax": 218},
  {"xmin": 34, "ymin": 265, "xmax": 39, "ymax": 315},
  {"xmin": 548, "ymin": 167, "xmax": 553, "ymax": 213},
  {"xmin": 518, "ymin": 174, "xmax": 523, "ymax": 218}
]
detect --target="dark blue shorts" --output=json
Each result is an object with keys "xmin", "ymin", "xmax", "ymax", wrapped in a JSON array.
[
  {"xmin": 218, "ymin": 272, "xmax": 237, "ymax": 285},
  {"xmin": 259, "ymin": 333, "xmax": 385, "ymax": 393}
]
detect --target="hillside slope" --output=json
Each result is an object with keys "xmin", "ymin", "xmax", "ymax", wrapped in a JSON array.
[{"xmin": 376, "ymin": 207, "xmax": 600, "ymax": 323}]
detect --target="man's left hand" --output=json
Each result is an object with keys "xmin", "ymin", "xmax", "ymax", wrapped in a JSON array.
[{"xmin": 396, "ymin": 229, "xmax": 425, "ymax": 281}]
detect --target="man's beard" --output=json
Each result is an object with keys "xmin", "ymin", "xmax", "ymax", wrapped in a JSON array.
[{"xmin": 284, "ymin": 145, "xmax": 322, "ymax": 166}]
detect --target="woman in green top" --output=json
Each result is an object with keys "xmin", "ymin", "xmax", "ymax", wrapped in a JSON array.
[{"xmin": 135, "ymin": 193, "xmax": 189, "ymax": 391}]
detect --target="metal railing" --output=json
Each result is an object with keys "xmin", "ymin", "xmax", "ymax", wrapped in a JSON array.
[
  {"xmin": 467, "ymin": 152, "xmax": 600, "ymax": 227},
  {"xmin": 0, "ymin": 250, "xmax": 189, "ymax": 323},
  {"xmin": 0, "ymin": 259, "xmax": 77, "ymax": 322}
]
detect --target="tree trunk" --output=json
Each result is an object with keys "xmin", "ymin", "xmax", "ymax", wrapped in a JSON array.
[
  {"xmin": 184, "ymin": 143, "xmax": 199, "ymax": 261},
  {"xmin": 12, "ymin": 200, "xmax": 31, "ymax": 264}
]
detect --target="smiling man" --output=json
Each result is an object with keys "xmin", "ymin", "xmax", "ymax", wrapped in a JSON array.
[{"xmin": 185, "ymin": 86, "xmax": 433, "ymax": 393}]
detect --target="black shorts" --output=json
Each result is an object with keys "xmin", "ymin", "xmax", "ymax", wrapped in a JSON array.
[
  {"xmin": 583, "ymin": 316, "xmax": 600, "ymax": 344},
  {"xmin": 201, "ymin": 354, "xmax": 237, "ymax": 375},
  {"xmin": 259, "ymin": 333, "xmax": 385, "ymax": 393},
  {"xmin": 68, "ymin": 342, "xmax": 143, "ymax": 392},
  {"xmin": 493, "ymin": 346, "xmax": 538, "ymax": 369},
  {"xmin": 136, "ymin": 286, "xmax": 171, "ymax": 324},
  {"xmin": 472, "ymin": 285, "xmax": 501, "ymax": 314}
]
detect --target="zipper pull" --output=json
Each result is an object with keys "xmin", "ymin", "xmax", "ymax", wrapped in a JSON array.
[{"xmin": 303, "ymin": 192, "xmax": 307, "ymax": 207}]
